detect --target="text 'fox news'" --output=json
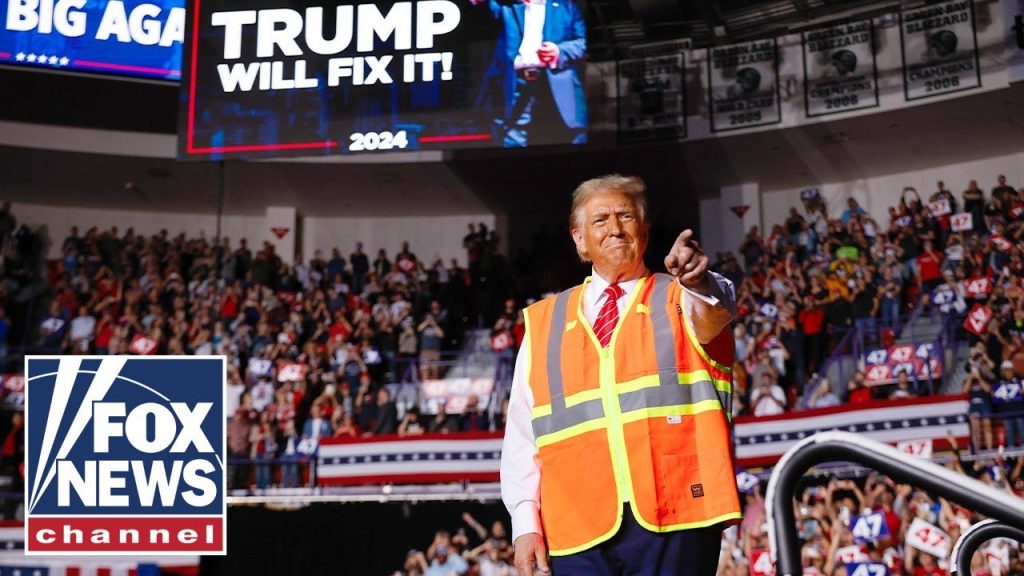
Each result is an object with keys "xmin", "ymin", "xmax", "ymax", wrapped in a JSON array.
[{"xmin": 25, "ymin": 356, "xmax": 226, "ymax": 555}]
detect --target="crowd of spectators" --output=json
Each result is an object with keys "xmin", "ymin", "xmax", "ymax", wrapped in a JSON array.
[
  {"xmin": 720, "ymin": 175, "xmax": 1024, "ymax": 426},
  {"xmin": 24, "ymin": 222, "xmax": 512, "ymax": 489},
  {"xmin": 0, "ymin": 173, "xmax": 1023, "ymax": 567},
  {"xmin": 392, "ymin": 437, "xmax": 1024, "ymax": 576},
  {"xmin": 0, "ymin": 202, "xmax": 46, "ymax": 368},
  {"xmin": 721, "ymin": 434, "xmax": 1024, "ymax": 576},
  {"xmin": 392, "ymin": 513, "xmax": 513, "ymax": 576},
  {"xmin": 0, "ymin": 173, "xmax": 1018, "ymax": 490}
]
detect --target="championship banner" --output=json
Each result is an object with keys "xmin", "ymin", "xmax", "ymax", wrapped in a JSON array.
[
  {"xmin": 179, "ymin": 0, "xmax": 589, "ymax": 159},
  {"xmin": 802, "ymin": 19, "xmax": 879, "ymax": 117},
  {"xmin": 616, "ymin": 53, "xmax": 687, "ymax": 144},
  {"xmin": 1005, "ymin": 0, "xmax": 1024, "ymax": 84},
  {"xmin": 900, "ymin": 0, "xmax": 982, "ymax": 101},
  {"xmin": 707, "ymin": 39, "xmax": 781, "ymax": 132},
  {"xmin": 317, "ymin": 432, "xmax": 503, "ymax": 486},
  {"xmin": 733, "ymin": 396, "xmax": 969, "ymax": 467}
]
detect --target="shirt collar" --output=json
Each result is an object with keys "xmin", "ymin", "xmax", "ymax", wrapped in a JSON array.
[{"xmin": 588, "ymin": 267, "xmax": 646, "ymax": 305}]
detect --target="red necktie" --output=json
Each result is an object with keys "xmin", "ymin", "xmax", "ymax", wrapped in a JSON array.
[{"xmin": 593, "ymin": 284, "xmax": 624, "ymax": 348}]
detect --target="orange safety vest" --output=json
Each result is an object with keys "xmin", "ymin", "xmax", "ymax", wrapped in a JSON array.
[{"xmin": 523, "ymin": 273, "xmax": 741, "ymax": 556}]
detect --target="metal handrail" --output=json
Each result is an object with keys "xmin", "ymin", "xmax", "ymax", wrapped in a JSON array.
[
  {"xmin": 950, "ymin": 519, "xmax": 1024, "ymax": 575},
  {"xmin": 765, "ymin": 431, "xmax": 1024, "ymax": 576}
]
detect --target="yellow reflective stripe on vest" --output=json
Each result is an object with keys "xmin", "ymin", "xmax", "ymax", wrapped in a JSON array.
[
  {"xmin": 532, "ymin": 398, "xmax": 605, "ymax": 437},
  {"xmin": 618, "ymin": 379, "xmax": 722, "ymax": 413},
  {"xmin": 536, "ymin": 417, "xmax": 608, "ymax": 449},
  {"xmin": 679, "ymin": 289, "xmax": 733, "ymax": 374},
  {"xmin": 643, "ymin": 275, "xmax": 730, "ymax": 417},
  {"xmin": 545, "ymin": 286, "xmax": 573, "ymax": 409},
  {"xmin": 531, "ymin": 274, "xmax": 732, "ymax": 440},
  {"xmin": 649, "ymin": 274, "xmax": 677, "ymax": 379},
  {"xmin": 615, "ymin": 370, "xmax": 731, "ymax": 394},
  {"xmin": 619, "ymin": 399, "xmax": 724, "ymax": 424},
  {"xmin": 533, "ymin": 376, "xmax": 730, "ymax": 435},
  {"xmin": 532, "ymin": 286, "xmax": 607, "ymax": 439}
]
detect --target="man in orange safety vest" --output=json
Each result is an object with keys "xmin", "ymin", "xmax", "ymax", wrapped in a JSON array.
[{"xmin": 501, "ymin": 174, "xmax": 741, "ymax": 576}]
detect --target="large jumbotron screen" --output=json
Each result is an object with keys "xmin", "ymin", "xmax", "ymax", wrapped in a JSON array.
[{"xmin": 178, "ymin": 0, "xmax": 589, "ymax": 160}]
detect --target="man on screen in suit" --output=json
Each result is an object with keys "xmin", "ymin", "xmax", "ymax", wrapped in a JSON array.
[{"xmin": 473, "ymin": 0, "xmax": 588, "ymax": 147}]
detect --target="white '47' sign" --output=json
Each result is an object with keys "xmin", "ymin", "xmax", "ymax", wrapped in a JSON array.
[{"xmin": 906, "ymin": 518, "xmax": 950, "ymax": 558}]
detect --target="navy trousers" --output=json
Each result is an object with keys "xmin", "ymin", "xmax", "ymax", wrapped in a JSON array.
[{"xmin": 550, "ymin": 505, "xmax": 723, "ymax": 576}]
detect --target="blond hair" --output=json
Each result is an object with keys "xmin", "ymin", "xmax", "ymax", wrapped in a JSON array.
[
  {"xmin": 569, "ymin": 174, "xmax": 648, "ymax": 231},
  {"xmin": 569, "ymin": 175, "xmax": 648, "ymax": 262}
]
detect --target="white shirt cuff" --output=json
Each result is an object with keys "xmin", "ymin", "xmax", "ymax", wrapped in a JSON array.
[
  {"xmin": 515, "ymin": 53, "xmax": 544, "ymax": 70},
  {"xmin": 679, "ymin": 276, "xmax": 722, "ymax": 307},
  {"xmin": 510, "ymin": 501, "xmax": 543, "ymax": 544},
  {"xmin": 675, "ymin": 272, "xmax": 737, "ymax": 343},
  {"xmin": 677, "ymin": 273, "xmax": 734, "ymax": 310}
]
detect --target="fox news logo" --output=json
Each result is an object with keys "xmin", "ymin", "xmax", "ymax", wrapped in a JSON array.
[{"xmin": 24, "ymin": 356, "xmax": 226, "ymax": 555}]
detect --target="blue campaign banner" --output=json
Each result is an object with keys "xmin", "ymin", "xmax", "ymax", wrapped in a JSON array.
[
  {"xmin": 845, "ymin": 563, "xmax": 888, "ymax": 576},
  {"xmin": 993, "ymin": 379, "xmax": 1024, "ymax": 404},
  {"xmin": 0, "ymin": 0, "xmax": 184, "ymax": 80},
  {"xmin": 850, "ymin": 511, "xmax": 889, "ymax": 543}
]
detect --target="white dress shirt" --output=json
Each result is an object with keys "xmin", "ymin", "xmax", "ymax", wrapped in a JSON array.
[
  {"xmin": 500, "ymin": 270, "xmax": 737, "ymax": 543},
  {"xmin": 514, "ymin": 0, "xmax": 546, "ymax": 70}
]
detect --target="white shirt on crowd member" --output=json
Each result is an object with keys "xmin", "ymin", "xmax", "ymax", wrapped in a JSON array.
[
  {"xmin": 225, "ymin": 380, "xmax": 245, "ymax": 416},
  {"xmin": 751, "ymin": 383, "xmax": 787, "ymax": 417},
  {"xmin": 500, "ymin": 270, "xmax": 737, "ymax": 543},
  {"xmin": 390, "ymin": 299, "xmax": 411, "ymax": 321},
  {"xmin": 69, "ymin": 313, "xmax": 96, "ymax": 343},
  {"xmin": 251, "ymin": 380, "xmax": 275, "ymax": 412}
]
